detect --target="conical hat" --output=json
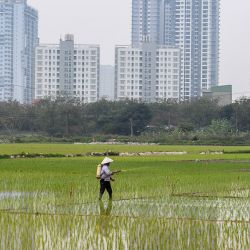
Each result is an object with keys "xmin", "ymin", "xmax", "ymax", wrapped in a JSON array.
[{"xmin": 101, "ymin": 157, "xmax": 114, "ymax": 165}]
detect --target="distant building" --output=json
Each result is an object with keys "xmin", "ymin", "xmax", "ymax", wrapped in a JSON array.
[
  {"xmin": 132, "ymin": 0, "xmax": 220, "ymax": 100},
  {"xmin": 35, "ymin": 35, "xmax": 100, "ymax": 103},
  {"xmin": 0, "ymin": 0, "xmax": 38, "ymax": 103},
  {"xmin": 203, "ymin": 85, "xmax": 232, "ymax": 106},
  {"xmin": 132, "ymin": 0, "xmax": 176, "ymax": 47},
  {"xmin": 115, "ymin": 41, "xmax": 180, "ymax": 103},
  {"xmin": 100, "ymin": 65, "xmax": 114, "ymax": 101}
]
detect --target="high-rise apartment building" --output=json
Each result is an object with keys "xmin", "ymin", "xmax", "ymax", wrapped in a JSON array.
[
  {"xmin": 35, "ymin": 35, "xmax": 100, "ymax": 103},
  {"xmin": 132, "ymin": 0, "xmax": 220, "ymax": 100},
  {"xmin": 100, "ymin": 65, "xmax": 115, "ymax": 101},
  {"xmin": 132, "ymin": 0, "xmax": 176, "ymax": 47},
  {"xmin": 0, "ymin": 0, "xmax": 38, "ymax": 103},
  {"xmin": 115, "ymin": 42, "xmax": 180, "ymax": 102}
]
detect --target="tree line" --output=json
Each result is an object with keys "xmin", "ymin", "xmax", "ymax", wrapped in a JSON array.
[{"xmin": 0, "ymin": 97, "xmax": 250, "ymax": 138}]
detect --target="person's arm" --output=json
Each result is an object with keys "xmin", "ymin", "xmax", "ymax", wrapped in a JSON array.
[
  {"xmin": 111, "ymin": 170, "xmax": 122, "ymax": 175},
  {"xmin": 104, "ymin": 166, "xmax": 121, "ymax": 176}
]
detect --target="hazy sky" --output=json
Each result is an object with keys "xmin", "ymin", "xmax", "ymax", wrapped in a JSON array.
[{"xmin": 28, "ymin": 0, "xmax": 250, "ymax": 98}]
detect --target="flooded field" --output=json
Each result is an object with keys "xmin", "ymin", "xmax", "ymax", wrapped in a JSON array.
[
  {"xmin": 0, "ymin": 150, "xmax": 249, "ymax": 249},
  {"xmin": 0, "ymin": 194, "xmax": 249, "ymax": 249}
]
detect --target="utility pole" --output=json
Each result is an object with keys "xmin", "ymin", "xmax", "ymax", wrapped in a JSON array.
[
  {"xmin": 235, "ymin": 103, "xmax": 239, "ymax": 134},
  {"xmin": 168, "ymin": 111, "xmax": 171, "ymax": 128},
  {"xmin": 129, "ymin": 118, "xmax": 134, "ymax": 137}
]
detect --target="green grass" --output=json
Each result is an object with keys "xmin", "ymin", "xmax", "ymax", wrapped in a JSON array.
[
  {"xmin": 0, "ymin": 146, "xmax": 249, "ymax": 249},
  {"xmin": 1, "ymin": 143, "xmax": 250, "ymax": 155},
  {"xmin": 0, "ymin": 156, "xmax": 249, "ymax": 198}
]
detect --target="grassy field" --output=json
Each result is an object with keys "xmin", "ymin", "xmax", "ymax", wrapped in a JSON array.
[
  {"xmin": 1, "ymin": 143, "xmax": 250, "ymax": 155},
  {"xmin": 0, "ymin": 145, "xmax": 249, "ymax": 249}
]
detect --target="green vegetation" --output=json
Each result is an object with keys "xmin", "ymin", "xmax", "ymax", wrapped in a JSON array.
[
  {"xmin": 1, "ymin": 97, "xmax": 250, "ymax": 144},
  {"xmin": 2, "ymin": 143, "xmax": 250, "ymax": 155},
  {"xmin": 0, "ymin": 144, "xmax": 249, "ymax": 248}
]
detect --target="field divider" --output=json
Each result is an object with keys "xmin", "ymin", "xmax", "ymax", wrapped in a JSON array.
[
  {"xmin": 54, "ymin": 191, "xmax": 250, "ymax": 209},
  {"xmin": 172, "ymin": 192, "xmax": 250, "ymax": 199},
  {"xmin": 0, "ymin": 208, "xmax": 249, "ymax": 225},
  {"xmin": 55, "ymin": 196, "xmax": 160, "ymax": 208}
]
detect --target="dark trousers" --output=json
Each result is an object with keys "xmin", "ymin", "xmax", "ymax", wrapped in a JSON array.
[{"xmin": 99, "ymin": 179, "xmax": 112, "ymax": 200}]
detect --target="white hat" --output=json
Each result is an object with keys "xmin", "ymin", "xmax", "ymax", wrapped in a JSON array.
[{"xmin": 101, "ymin": 157, "xmax": 114, "ymax": 165}]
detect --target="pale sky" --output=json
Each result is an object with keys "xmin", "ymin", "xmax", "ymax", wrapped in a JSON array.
[{"xmin": 29, "ymin": 0, "xmax": 250, "ymax": 98}]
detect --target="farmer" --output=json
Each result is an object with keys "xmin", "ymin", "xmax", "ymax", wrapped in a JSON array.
[{"xmin": 99, "ymin": 157, "xmax": 121, "ymax": 200}]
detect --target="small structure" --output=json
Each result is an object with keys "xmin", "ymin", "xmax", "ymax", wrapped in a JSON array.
[{"xmin": 203, "ymin": 85, "xmax": 232, "ymax": 106}]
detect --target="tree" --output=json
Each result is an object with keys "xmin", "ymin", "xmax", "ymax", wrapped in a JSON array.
[
  {"xmin": 179, "ymin": 98, "xmax": 219, "ymax": 128},
  {"xmin": 232, "ymin": 98, "xmax": 250, "ymax": 132},
  {"xmin": 206, "ymin": 119, "xmax": 233, "ymax": 135},
  {"xmin": 102, "ymin": 101, "xmax": 152, "ymax": 135}
]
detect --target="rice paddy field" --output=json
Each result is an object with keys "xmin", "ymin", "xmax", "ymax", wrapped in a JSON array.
[{"xmin": 0, "ymin": 144, "xmax": 249, "ymax": 249}]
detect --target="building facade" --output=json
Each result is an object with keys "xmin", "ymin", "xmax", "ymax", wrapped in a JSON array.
[
  {"xmin": 0, "ymin": 0, "xmax": 38, "ymax": 103},
  {"xmin": 203, "ymin": 85, "xmax": 232, "ymax": 106},
  {"xmin": 100, "ymin": 65, "xmax": 115, "ymax": 101},
  {"xmin": 115, "ymin": 42, "xmax": 180, "ymax": 102},
  {"xmin": 132, "ymin": 0, "xmax": 176, "ymax": 47},
  {"xmin": 35, "ymin": 35, "xmax": 100, "ymax": 103},
  {"xmin": 132, "ymin": 0, "xmax": 220, "ymax": 100}
]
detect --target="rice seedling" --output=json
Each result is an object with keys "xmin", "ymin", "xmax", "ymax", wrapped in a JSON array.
[
  {"xmin": 0, "ymin": 146, "xmax": 249, "ymax": 249},
  {"xmin": 1, "ymin": 143, "xmax": 250, "ymax": 155}
]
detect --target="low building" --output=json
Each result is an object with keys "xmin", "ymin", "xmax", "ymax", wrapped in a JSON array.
[
  {"xmin": 115, "ymin": 41, "xmax": 180, "ymax": 103},
  {"xmin": 203, "ymin": 85, "xmax": 232, "ymax": 106},
  {"xmin": 35, "ymin": 34, "xmax": 100, "ymax": 103}
]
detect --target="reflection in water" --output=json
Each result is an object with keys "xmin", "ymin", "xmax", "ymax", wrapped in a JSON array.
[
  {"xmin": 97, "ymin": 200, "xmax": 113, "ymax": 238},
  {"xmin": 0, "ymin": 192, "xmax": 29, "ymax": 201},
  {"xmin": 99, "ymin": 200, "xmax": 113, "ymax": 216}
]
